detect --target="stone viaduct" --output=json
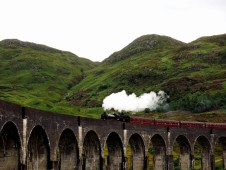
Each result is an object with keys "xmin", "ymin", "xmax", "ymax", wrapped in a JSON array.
[{"xmin": 0, "ymin": 100, "xmax": 226, "ymax": 170}]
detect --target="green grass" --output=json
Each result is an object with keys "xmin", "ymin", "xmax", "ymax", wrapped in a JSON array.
[
  {"xmin": 0, "ymin": 34, "xmax": 226, "ymax": 120},
  {"xmin": 0, "ymin": 39, "xmax": 98, "ymax": 115},
  {"xmin": 65, "ymin": 34, "xmax": 226, "ymax": 119}
]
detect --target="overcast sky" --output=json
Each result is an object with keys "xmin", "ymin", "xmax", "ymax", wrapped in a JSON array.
[{"xmin": 1, "ymin": 0, "xmax": 226, "ymax": 61}]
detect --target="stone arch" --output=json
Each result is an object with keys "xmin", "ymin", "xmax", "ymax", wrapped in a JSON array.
[
  {"xmin": 128, "ymin": 133, "xmax": 145, "ymax": 170},
  {"xmin": 193, "ymin": 135, "xmax": 212, "ymax": 170},
  {"xmin": 151, "ymin": 134, "xmax": 166, "ymax": 170},
  {"xmin": 0, "ymin": 121, "xmax": 21, "ymax": 169},
  {"xmin": 58, "ymin": 128, "xmax": 79, "ymax": 170},
  {"xmin": 82, "ymin": 130, "xmax": 101, "ymax": 170},
  {"xmin": 27, "ymin": 125, "xmax": 51, "ymax": 169},
  {"xmin": 173, "ymin": 135, "xmax": 192, "ymax": 170},
  {"xmin": 104, "ymin": 132, "xmax": 124, "ymax": 170},
  {"xmin": 215, "ymin": 136, "xmax": 226, "ymax": 169}
]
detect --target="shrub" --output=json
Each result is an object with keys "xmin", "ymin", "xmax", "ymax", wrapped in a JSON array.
[
  {"xmin": 144, "ymin": 108, "xmax": 151, "ymax": 113},
  {"xmin": 170, "ymin": 91, "xmax": 226, "ymax": 112}
]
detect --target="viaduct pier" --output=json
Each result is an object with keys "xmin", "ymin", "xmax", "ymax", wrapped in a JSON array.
[{"xmin": 0, "ymin": 100, "xmax": 226, "ymax": 170}]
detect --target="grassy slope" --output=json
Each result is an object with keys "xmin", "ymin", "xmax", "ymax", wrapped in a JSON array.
[
  {"xmin": 68, "ymin": 35, "xmax": 184, "ymax": 102},
  {"xmin": 0, "ymin": 34, "xmax": 226, "ymax": 121},
  {"xmin": 67, "ymin": 34, "xmax": 226, "ymax": 121},
  {"xmin": 0, "ymin": 39, "xmax": 98, "ymax": 114}
]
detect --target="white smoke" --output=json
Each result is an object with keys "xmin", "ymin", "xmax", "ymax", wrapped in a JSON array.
[{"xmin": 102, "ymin": 90, "xmax": 168, "ymax": 112}]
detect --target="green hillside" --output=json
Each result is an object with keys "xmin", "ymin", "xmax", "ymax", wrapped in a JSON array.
[
  {"xmin": 0, "ymin": 39, "xmax": 98, "ymax": 114},
  {"xmin": 67, "ymin": 34, "xmax": 226, "ymax": 120},
  {"xmin": 104, "ymin": 34, "xmax": 184, "ymax": 64},
  {"xmin": 0, "ymin": 34, "xmax": 226, "ymax": 121}
]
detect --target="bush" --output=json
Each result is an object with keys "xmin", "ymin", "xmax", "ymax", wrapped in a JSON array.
[
  {"xmin": 174, "ymin": 158, "xmax": 182, "ymax": 170},
  {"xmin": 170, "ymin": 91, "xmax": 226, "ymax": 113},
  {"xmin": 144, "ymin": 108, "xmax": 150, "ymax": 113}
]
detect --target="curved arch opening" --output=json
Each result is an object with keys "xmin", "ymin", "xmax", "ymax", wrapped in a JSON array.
[
  {"xmin": 27, "ymin": 125, "xmax": 51, "ymax": 169},
  {"xmin": 149, "ymin": 134, "xmax": 166, "ymax": 170},
  {"xmin": 58, "ymin": 129, "xmax": 79, "ymax": 170},
  {"xmin": 0, "ymin": 121, "xmax": 21, "ymax": 169},
  {"xmin": 127, "ymin": 133, "xmax": 145, "ymax": 170},
  {"xmin": 104, "ymin": 132, "xmax": 124, "ymax": 170},
  {"xmin": 82, "ymin": 130, "xmax": 101, "ymax": 169},
  {"xmin": 194, "ymin": 136, "xmax": 211, "ymax": 170},
  {"xmin": 173, "ymin": 135, "xmax": 191, "ymax": 170},
  {"xmin": 215, "ymin": 137, "xmax": 226, "ymax": 169}
]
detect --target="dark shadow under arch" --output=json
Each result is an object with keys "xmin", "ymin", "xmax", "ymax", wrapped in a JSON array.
[
  {"xmin": 83, "ymin": 130, "xmax": 101, "ymax": 170},
  {"xmin": 105, "ymin": 132, "xmax": 124, "ymax": 170},
  {"xmin": 0, "ymin": 121, "xmax": 21, "ymax": 169},
  {"xmin": 27, "ymin": 125, "xmax": 51, "ymax": 169},
  {"xmin": 58, "ymin": 128, "xmax": 79, "ymax": 170},
  {"xmin": 194, "ymin": 136, "xmax": 212, "ymax": 170},
  {"xmin": 215, "ymin": 137, "xmax": 226, "ymax": 169},
  {"xmin": 128, "ymin": 133, "xmax": 145, "ymax": 170},
  {"xmin": 151, "ymin": 134, "xmax": 166, "ymax": 170},
  {"xmin": 173, "ymin": 135, "xmax": 191, "ymax": 170}
]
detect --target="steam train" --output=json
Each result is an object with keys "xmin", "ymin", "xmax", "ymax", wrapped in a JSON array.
[{"xmin": 101, "ymin": 112, "xmax": 226, "ymax": 129}]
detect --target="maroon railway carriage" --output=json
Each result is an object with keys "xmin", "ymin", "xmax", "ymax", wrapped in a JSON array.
[
  {"xmin": 101, "ymin": 113, "xmax": 226, "ymax": 130},
  {"xmin": 205, "ymin": 122, "xmax": 226, "ymax": 129},
  {"xmin": 180, "ymin": 121, "xmax": 205, "ymax": 128},
  {"xmin": 129, "ymin": 117, "xmax": 180, "ymax": 127},
  {"xmin": 154, "ymin": 119, "xmax": 180, "ymax": 127},
  {"xmin": 130, "ymin": 116, "xmax": 155, "ymax": 126}
]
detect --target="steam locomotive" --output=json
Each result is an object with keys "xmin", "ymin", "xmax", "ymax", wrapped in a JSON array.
[{"xmin": 101, "ymin": 112, "xmax": 226, "ymax": 129}]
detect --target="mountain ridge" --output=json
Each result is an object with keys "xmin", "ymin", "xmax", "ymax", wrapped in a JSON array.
[
  {"xmin": 0, "ymin": 39, "xmax": 63, "ymax": 53},
  {"xmin": 103, "ymin": 34, "xmax": 185, "ymax": 64}
]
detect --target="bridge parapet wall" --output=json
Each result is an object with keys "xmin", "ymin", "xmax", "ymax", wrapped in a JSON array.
[
  {"xmin": 0, "ymin": 100, "xmax": 23, "ymax": 129},
  {"xmin": 0, "ymin": 100, "xmax": 23, "ymax": 143}
]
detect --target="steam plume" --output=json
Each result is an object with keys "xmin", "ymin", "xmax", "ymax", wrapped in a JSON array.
[{"xmin": 102, "ymin": 90, "xmax": 168, "ymax": 112}]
